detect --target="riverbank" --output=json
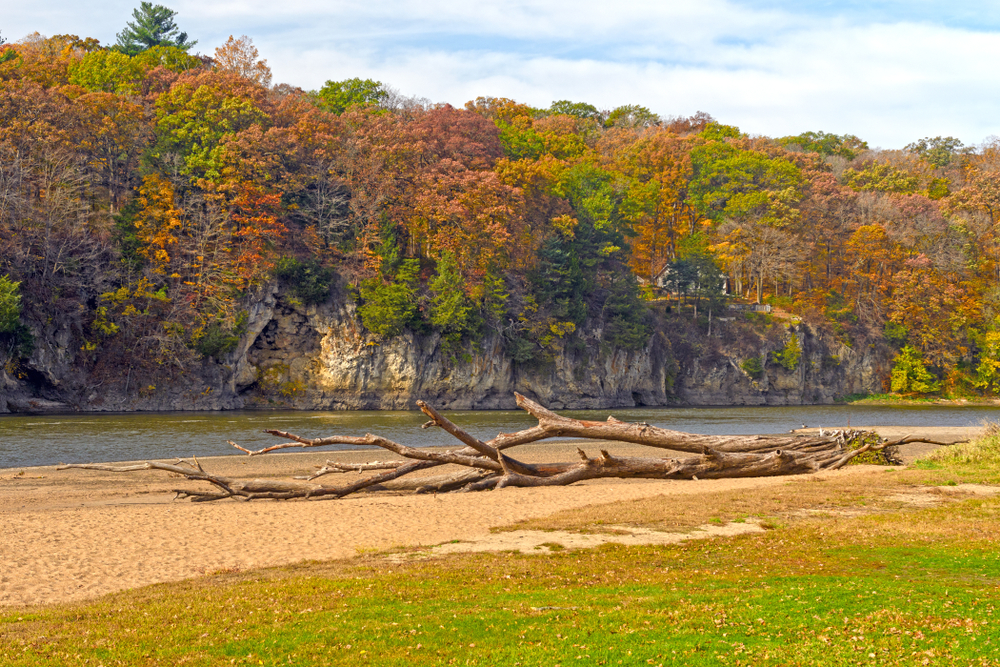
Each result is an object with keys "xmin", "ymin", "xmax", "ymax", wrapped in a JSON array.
[
  {"xmin": 0, "ymin": 426, "xmax": 981, "ymax": 608},
  {"xmin": 3, "ymin": 403, "xmax": 994, "ymax": 469},
  {"xmin": 844, "ymin": 393, "xmax": 1000, "ymax": 406}
]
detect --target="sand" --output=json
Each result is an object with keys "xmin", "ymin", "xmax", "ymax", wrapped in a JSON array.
[{"xmin": 0, "ymin": 426, "xmax": 981, "ymax": 609}]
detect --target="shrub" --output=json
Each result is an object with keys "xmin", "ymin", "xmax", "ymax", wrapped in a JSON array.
[
  {"xmin": 1, "ymin": 323, "xmax": 34, "ymax": 359},
  {"xmin": 771, "ymin": 333, "xmax": 801, "ymax": 371},
  {"xmin": 112, "ymin": 202, "xmax": 145, "ymax": 273},
  {"xmin": 506, "ymin": 335, "xmax": 541, "ymax": 365},
  {"xmin": 883, "ymin": 321, "xmax": 908, "ymax": 347},
  {"xmin": 274, "ymin": 257, "xmax": 334, "ymax": 305},
  {"xmin": 974, "ymin": 331, "xmax": 1000, "ymax": 394},
  {"xmin": 193, "ymin": 312, "xmax": 247, "ymax": 359},
  {"xmin": 846, "ymin": 430, "xmax": 902, "ymax": 465},
  {"xmin": 194, "ymin": 323, "xmax": 240, "ymax": 358},
  {"xmin": 255, "ymin": 364, "xmax": 304, "ymax": 398},
  {"xmin": 741, "ymin": 356, "xmax": 764, "ymax": 380},
  {"xmin": 890, "ymin": 345, "xmax": 939, "ymax": 394}
]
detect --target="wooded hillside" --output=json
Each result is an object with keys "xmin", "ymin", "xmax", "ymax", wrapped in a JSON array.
[{"xmin": 0, "ymin": 11, "xmax": 995, "ymax": 400}]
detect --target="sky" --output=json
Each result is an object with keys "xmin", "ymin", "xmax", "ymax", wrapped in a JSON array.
[{"xmin": 5, "ymin": 0, "xmax": 1000, "ymax": 149}]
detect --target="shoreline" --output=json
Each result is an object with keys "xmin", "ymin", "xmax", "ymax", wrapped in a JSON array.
[
  {"xmin": 0, "ymin": 423, "xmax": 980, "ymax": 475},
  {"xmin": 5, "ymin": 394, "xmax": 1000, "ymax": 417},
  {"xmin": 0, "ymin": 426, "xmax": 982, "ymax": 609},
  {"xmin": 4, "ymin": 404, "xmax": 995, "ymax": 470},
  {"xmin": 844, "ymin": 395, "xmax": 1000, "ymax": 407}
]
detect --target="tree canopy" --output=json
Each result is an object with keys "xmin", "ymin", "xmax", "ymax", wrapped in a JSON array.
[{"xmin": 316, "ymin": 77, "xmax": 388, "ymax": 114}]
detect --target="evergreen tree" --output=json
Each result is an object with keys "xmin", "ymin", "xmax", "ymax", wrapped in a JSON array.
[
  {"xmin": 429, "ymin": 252, "xmax": 479, "ymax": 353},
  {"xmin": 115, "ymin": 3, "xmax": 196, "ymax": 56},
  {"xmin": 602, "ymin": 273, "xmax": 651, "ymax": 351},
  {"xmin": 357, "ymin": 232, "xmax": 421, "ymax": 339},
  {"xmin": 357, "ymin": 260, "xmax": 420, "ymax": 338},
  {"xmin": 0, "ymin": 275, "xmax": 21, "ymax": 333}
]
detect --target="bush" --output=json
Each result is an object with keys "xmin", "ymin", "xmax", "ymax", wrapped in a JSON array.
[
  {"xmin": 112, "ymin": 202, "xmax": 145, "ymax": 272},
  {"xmin": 846, "ymin": 431, "xmax": 902, "ymax": 466},
  {"xmin": 193, "ymin": 313, "xmax": 247, "ymax": 359},
  {"xmin": 890, "ymin": 346, "xmax": 939, "ymax": 394},
  {"xmin": 743, "ymin": 311, "xmax": 774, "ymax": 326},
  {"xmin": 194, "ymin": 323, "xmax": 240, "ymax": 358},
  {"xmin": 771, "ymin": 334, "xmax": 801, "ymax": 371},
  {"xmin": 883, "ymin": 321, "xmax": 908, "ymax": 347},
  {"xmin": 741, "ymin": 356, "xmax": 764, "ymax": 380},
  {"xmin": 974, "ymin": 331, "xmax": 1000, "ymax": 394},
  {"xmin": 507, "ymin": 335, "xmax": 541, "ymax": 365},
  {"xmin": 275, "ymin": 257, "xmax": 334, "ymax": 305},
  {"xmin": 2, "ymin": 323, "xmax": 34, "ymax": 358}
]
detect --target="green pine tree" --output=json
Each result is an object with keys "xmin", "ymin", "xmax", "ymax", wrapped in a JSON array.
[
  {"xmin": 429, "ymin": 252, "xmax": 479, "ymax": 353},
  {"xmin": 0, "ymin": 274, "xmax": 21, "ymax": 333},
  {"xmin": 115, "ymin": 3, "xmax": 196, "ymax": 56},
  {"xmin": 357, "ymin": 260, "xmax": 420, "ymax": 338}
]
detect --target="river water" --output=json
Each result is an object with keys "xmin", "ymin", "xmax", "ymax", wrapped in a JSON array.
[{"xmin": 2, "ymin": 403, "xmax": 998, "ymax": 469}]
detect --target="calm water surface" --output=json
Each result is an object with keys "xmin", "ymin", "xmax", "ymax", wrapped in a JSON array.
[{"xmin": 2, "ymin": 404, "xmax": 998, "ymax": 469}]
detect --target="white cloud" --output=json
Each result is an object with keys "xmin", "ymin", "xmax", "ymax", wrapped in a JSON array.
[
  {"xmin": 5, "ymin": 1, "xmax": 1000, "ymax": 147},
  {"xmin": 183, "ymin": 0, "xmax": 791, "ymax": 43},
  {"xmin": 254, "ymin": 15, "xmax": 1000, "ymax": 147}
]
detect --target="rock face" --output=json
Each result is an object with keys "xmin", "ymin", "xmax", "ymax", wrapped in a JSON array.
[
  {"xmin": 672, "ymin": 332, "xmax": 884, "ymax": 407},
  {"xmin": 0, "ymin": 286, "xmax": 890, "ymax": 413},
  {"xmin": 247, "ymin": 300, "xmax": 676, "ymax": 410}
]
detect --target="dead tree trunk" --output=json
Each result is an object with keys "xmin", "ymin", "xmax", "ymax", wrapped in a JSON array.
[{"xmin": 59, "ymin": 393, "xmax": 948, "ymax": 501}]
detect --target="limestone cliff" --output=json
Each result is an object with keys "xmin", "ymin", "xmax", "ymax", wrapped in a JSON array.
[{"xmin": 0, "ymin": 285, "xmax": 890, "ymax": 413}]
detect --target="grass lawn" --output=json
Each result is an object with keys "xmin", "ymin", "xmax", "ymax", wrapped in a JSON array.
[{"xmin": 3, "ymin": 436, "xmax": 1000, "ymax": 666}]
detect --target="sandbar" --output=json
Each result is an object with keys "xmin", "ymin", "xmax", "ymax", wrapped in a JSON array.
[{"xmin": 0, "ymin": 426, "xmax": 979, "ymax": 608}]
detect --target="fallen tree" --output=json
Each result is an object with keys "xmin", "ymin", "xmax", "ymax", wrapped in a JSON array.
[{"xmin": 59, "ymin": 393, "xmax": 953, "ymax": 501}]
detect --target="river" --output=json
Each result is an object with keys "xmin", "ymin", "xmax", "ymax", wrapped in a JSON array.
[{"xmin": 2, "ymin": 403, "xmax": 998, "ymax": 469}]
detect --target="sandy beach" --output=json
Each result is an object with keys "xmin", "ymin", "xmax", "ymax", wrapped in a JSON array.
[{"xmin": 0, "ymin": 426, "xmax": 979, "ymax": 609}]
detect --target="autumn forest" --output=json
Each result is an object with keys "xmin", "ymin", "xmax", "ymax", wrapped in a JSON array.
[{"xmin": 1, "ymin": 5, "xmax": 998, "ymax": 403}]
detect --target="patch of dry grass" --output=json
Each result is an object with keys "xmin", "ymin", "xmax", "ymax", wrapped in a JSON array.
[
  {"xmin": 505, "ymin": 467, "xmax": 944, "ymax": 534},
  {"xmin": 922, "ymin": 421, "xmax": 1000, "ymax": 468},
  {"xmin": 6, "ymin": 491, "xmax": 1000, "ymax": 667}
]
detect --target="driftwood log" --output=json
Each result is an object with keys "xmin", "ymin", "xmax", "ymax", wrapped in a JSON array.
[{"xmin": 59, "ymin": 393, "xmax": 952, "ymax": 501}]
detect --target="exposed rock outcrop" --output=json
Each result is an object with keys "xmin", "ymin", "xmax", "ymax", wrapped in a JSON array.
[{"xmin": 0, "ymin": 286, "xmax": 889, "ymax": 413}]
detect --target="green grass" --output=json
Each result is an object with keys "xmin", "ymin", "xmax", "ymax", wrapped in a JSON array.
[
  {"xmin": 5, "ymin": 437, "xmax": 1000, "ymax": 666},
  {"xmin": 921, "ymin": 426, "xmax": 1000, "ymax": 467},
  {"xmin": 842, "ymin": 392, "xmax": 1000, "ymax": 406},
  {"xmin": 841, "ymin": 393, "xmax": 938, "ymax": 404},
  {"xmin": 5, "ymin": 498, "xmax": 1000, "ymax": 666}
]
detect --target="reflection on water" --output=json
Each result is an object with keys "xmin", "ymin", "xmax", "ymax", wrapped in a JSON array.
[{"xmin": 1, "ymin": 403, "xmax": 998, "ymax": 469}]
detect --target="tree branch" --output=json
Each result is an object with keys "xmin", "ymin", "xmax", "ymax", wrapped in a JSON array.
[{"xmin": 62, "ymin": 395, "xmax": 905, "ymax": 501}]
